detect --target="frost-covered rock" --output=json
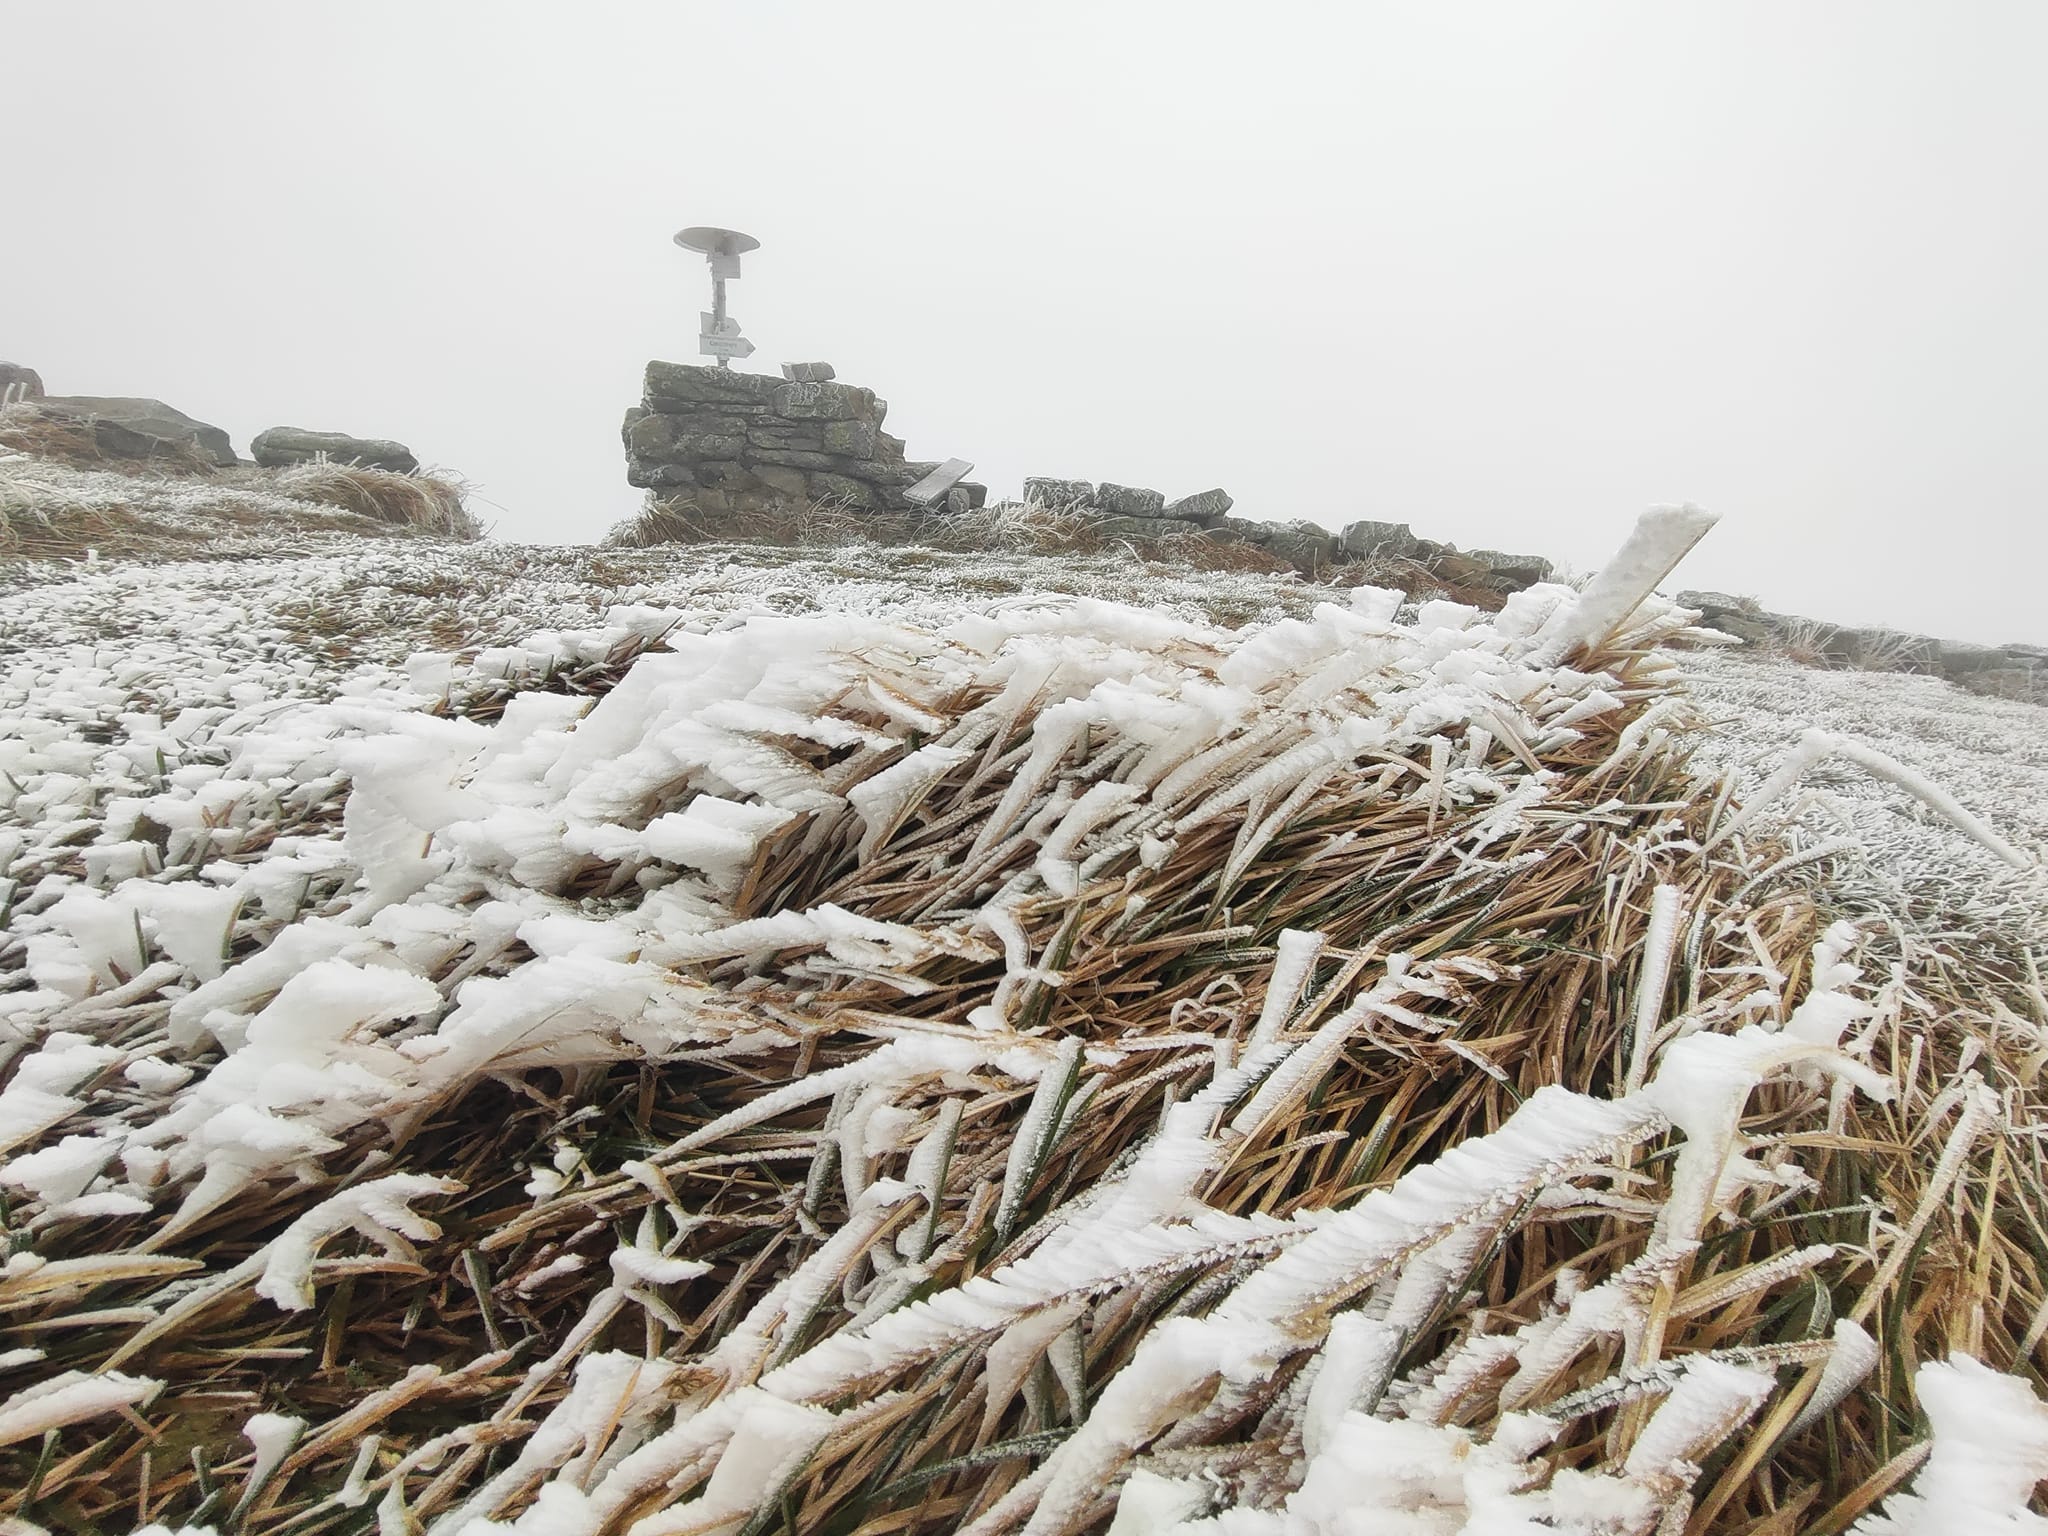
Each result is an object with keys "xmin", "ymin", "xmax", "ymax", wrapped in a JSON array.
[
  {"xmin": 34, "ymin": 394, "xmax": 236, "ymax": 465},
  {"xmin": 251, "ymin": 426, "xmax": 420, "ymax": 474}
]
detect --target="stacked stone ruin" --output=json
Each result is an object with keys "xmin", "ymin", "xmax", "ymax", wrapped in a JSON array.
[
  {"xmin": 623, "ymin": 360, "xmax": 986, "ymax": 519},
  {"xmin": 1018, "ymin": 475, "xmax": 1556, "ymax": 591}
]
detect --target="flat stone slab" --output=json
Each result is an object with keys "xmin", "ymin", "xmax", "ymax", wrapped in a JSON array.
[
  {"xmin": 644, "ymin": 360, "xmax": 782, "ymax": 408},
  {"xmin": 1024, "ymin": 477, "xmax": 1095, "ymax": 508},
  {"xmin": 1467, "ymin": 548, "xmax": 1554, "ymax": 588},
  {"xmin": 771, "ymin": 380, "xmax": 884, "ymax": 423},
  {"xmin": 37, "ymin": 396, "xmax": 235, "ymax": 466},
  {"xmin": 1165, "ymin": 488, "xmax": 1233, "ymax": 522},
  {"xmin": 251, "ymin": 426, "xmax": 419, "ymax": 474},
  {"xmin": 1339, "ymin": 520, "xmax": 1423, "ymax": 560},
  {"xmin": 904, "ymin": 457, "xmax": 975, "ymax": 508},
  {"xmin": 779, "ymin": 361, "xmax": 836, "ymax": 382},
  {"xmin": 1096, "ymin": 482, "xmax": 1166, "ymax": 518}
]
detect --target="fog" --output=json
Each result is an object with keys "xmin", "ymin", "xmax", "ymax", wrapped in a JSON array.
[{"xmin": 7, "ymin": 2, "xmax": 2043, "ymax": 644}]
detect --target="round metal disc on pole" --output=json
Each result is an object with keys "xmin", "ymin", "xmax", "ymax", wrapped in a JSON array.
[{"xmin": 673, "ymin": 227, "xmax": 761, "ymax": 259}]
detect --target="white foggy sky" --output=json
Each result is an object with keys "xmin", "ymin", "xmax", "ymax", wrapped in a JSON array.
[{"xmin": 6, "ymin": 2, "xmax": 2044, "ymax": 645}]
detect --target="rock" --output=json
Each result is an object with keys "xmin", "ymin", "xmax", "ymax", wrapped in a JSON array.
[
  {"xmin": 626, "ymin": 414, "xmax": 746, "ymax": 464},
  {"xmin": 1706, "ymin": 610, "xmax": 1785, "ymax": 646},
  {"xmin": 36, "ymin": 396, "xmax": 236, "ymax": 466},
  {"xmin": 780, "ymin": 361, "xmax": 837, "ymax": 383},
  {"xmin": 627, "ymin": 460, "xmax": 699, "ymax": 490},
  {"xmin": 1257, "ymin": 520, "xmax": 1337, "ymax": 570},
  {"xmin": 943, "ymin": 487, "xmax": 975, "ymax": 516},
  {"xmin": 956, "ymin": 481, "xmax": 988, "ymax": 510},
  {"xmin": 0, "ymin": 362, "xmax": 44, "ymax": 403},
  {"xmin": 1096, "ymin": 515, "xmax": 1199, "ymax": 542},
  {"xmin": 841, "ymin": 459, "xmax": 918, "ymax": 488},
  {"xmin": 1096, "ymin": 482, "xmax": 1166, "ymax": 518},
  {"xmin": 771, "ymin": 380, "xmax": 883, "ymax": 422},
  {"xmin": 1199, "ymin": 516, "xmax": 1264, "ymax": 543},
  {"xmin": 809, "ymin": 472, "xmax": 879, "ymax": 508},
  {"xmin": 750, "ymin": 464, "xmax": 811, "ymax": 500},
  {"xmin": 250, "ymin": 427, "xmax": 420, "ymax": 474},
  {"xmin": 1023, "ymin": 477, "xmax": 1095, "ymax": 508},
  {"xmin": 821, "ymin": 419, "xmax": 880, "ymax": 458},
  {"xmin": 876, "ymin": 432, "xmax": 908, "ymax": 461},
  {"xmin": 1430, "ymin": 552, "xmax": 1492, "ymax": 585},
  {"xmin": 1164, "ymin": 488, "xmax": 1233, "ymax": 523},
  {"xmin": 746, "ymin": 446, "xmax": 854, "ymax": 472},
  {"xmin": 691, "ymin": 461, "xmax": 760, "ymax": 492},
  {"xmin": 644, "ymin": 361, "xmax": 782, "ymax": 409},
  {"xmin": 621, "ymin": 406, "xmax": 648, "ymax": 449},
  {"xmin": 744, "ymin": 425, "xmax": 827, "ymax": 453},
  {"xmin": 1676, "ymin": 590, "xmax": 1760, "ymax": 616},
  {"xmin": 1338, "ymin": 520, "xmax": 1423, "ymax": 561},
  {"xmin": 1467, "ymin": 550, "xmax": 1554, "ymax": 590}
]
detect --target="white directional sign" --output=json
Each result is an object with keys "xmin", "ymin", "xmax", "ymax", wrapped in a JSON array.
[{"xmin": 699, "ymin": 311, "xmax": 755, "ymax": 360}]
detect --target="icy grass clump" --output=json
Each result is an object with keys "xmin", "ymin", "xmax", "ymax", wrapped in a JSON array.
[{"xmin": 1, "ymin": 515, "xmax": 2044, "ymax": 1531}]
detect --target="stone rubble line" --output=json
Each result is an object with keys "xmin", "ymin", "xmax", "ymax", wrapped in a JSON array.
[{"xmin": 0, "ymin": 358, "xmax": 420, "ymax": 474}]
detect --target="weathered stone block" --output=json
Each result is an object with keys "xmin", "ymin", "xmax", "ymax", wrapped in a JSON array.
[
  {"xmin": 750, "ymin": 464, "xmax": 811, "ymax": 499},
  {"xmin": 842, "ymin": 459, "xmax": 918, "ymax": 487},
  {"xmin": 644, "ymin": 361, "xmax": 782, "ymax": 409},
  {"xmin": 1199, "ymin": 516, "xmax": 1263, "ymax": 543},
  {"xmin": 1024, "ymin": 476, "xmax": 1095, "ymax": 508},
  {"xmin": 744, "ymin": 447, "xmax": 846, "ymax": 471},
  {"xmin": 1466, "ymin": 550, "xmax": 1554, "ymax": 588},
  {"xmin": 779, "ymin": 361, "xmax": 837, "ymax": 382},
  {"xmin": 621, "ymin": 406, "xmax": 647, "ymax": 449},
  {"xmin": 1339, "ymin": 520, "xmax": 1423, "ymax": 560},
  {"xmin": 1431, "ymin": 552, "xmax": 1491, "ymax": 585},
  {"xmin": 0, "ymin": 362, "xmax": 45, "ymax": 402},
  {"xmin": 944, "ymin": 487, "xmax": 974, "ymax": 516},
  {"xmin": 1165, "ymin": 488, "xmax": 1233, "ymax": 522},
  {"xmin": 1096, "ymin": 483, "xmax": 1166, "ymax": 518},
  {"xmin": 809, "ymin": 472, "xmax": 879, "ymax": 507},
  {"xmin": 626, "ymin": 459, "xmax": 699, "ymax": 490},
  {"xmin": 36, "ymin": 396, "xmax": 237, "ymax": 466},
  {"xmin": 1255, "ymin": 520, "xmax": 1337, "ymax": 570},
  {"xmin": 251, "ymin": 427, "xmax": 419, "ymax": 474},
  {"xmin": 771, "ymin": 380, "xmax": 882, "ymax": 422},
  {"xmin": 692, "ymin": 460, "xmax": 760, "ymax": 492},
  {"xmin": 876, "ymin": 431, "xmax": 908, "ymax": 461},
  {"xmin": 821, "ymin": 419, "xmax": 879, "ymax": 458},
  {"xmin": 744, "ymin": 424, "xmax": 826, "ymax": 452},
  {"xmin": 627, "ymin": 414, "xmax": 746, "ymax": 463},
  {"xmin": 956, "ymin": 481, "xmax": 988, "ymax": 509}
]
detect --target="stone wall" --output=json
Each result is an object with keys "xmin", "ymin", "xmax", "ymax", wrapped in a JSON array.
[
  {"xmin": 1015, "ymin": 475, "xmax": 1556, "ymax": 592},
  {"xmin": 623, "ymin": 361, "xmax": 985, "ymax": 518}
]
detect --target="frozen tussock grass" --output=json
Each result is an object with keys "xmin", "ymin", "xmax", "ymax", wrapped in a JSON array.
[{"xmin": 0, "ymin": 519, "xmax": 2044, "ymax": 1532}]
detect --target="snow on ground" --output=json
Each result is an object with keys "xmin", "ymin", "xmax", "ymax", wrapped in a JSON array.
[{"xmin": 1681, "ymin": 648, "xmax": 2048, "ymax": 946}]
